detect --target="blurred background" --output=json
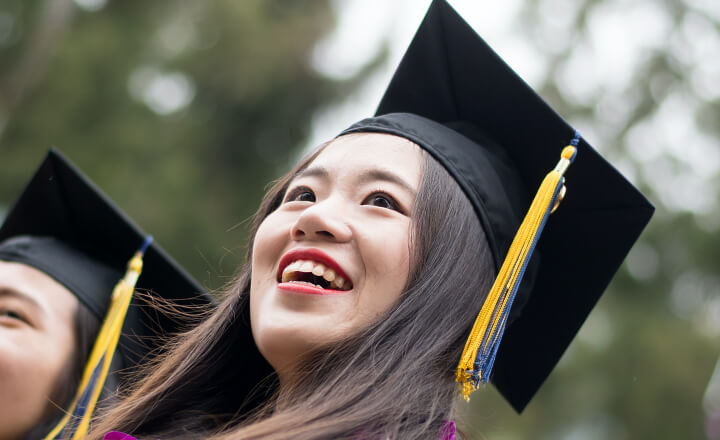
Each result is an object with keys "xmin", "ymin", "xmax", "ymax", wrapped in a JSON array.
[{"xmin": 0, "ymin": 0, "xmax": 718, "ymax": 438}]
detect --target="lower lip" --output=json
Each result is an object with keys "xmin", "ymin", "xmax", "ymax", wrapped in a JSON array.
[{"xmin": 277, "ymin": 282, "xmax": 350, "ymax": 295}]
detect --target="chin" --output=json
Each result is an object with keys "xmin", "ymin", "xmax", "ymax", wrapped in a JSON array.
[
  {"xmin": 254, "ymin": 327, "xmax": 314, "ymax": 373},
  {"xmin": 252, "ymin": 318, "xmax": 344, "ymax": 372}
]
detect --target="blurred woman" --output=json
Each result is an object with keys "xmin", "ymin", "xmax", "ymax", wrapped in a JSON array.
[
  {"xmin": 0, "ymin": 149, "xmax": 212, "ymax": 440},
  {"xmin": 0, "ymin": 252, "xmax": 98, "ymax": 440}
]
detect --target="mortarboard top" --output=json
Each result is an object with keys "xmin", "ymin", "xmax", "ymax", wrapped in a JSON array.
[
  {"xmin": 0, "ymin": 148, "xmax": 215, "ymax": 390},
  {"xmin": 340, "ymin": 0, "xmax": 654, "ymax": 412}
]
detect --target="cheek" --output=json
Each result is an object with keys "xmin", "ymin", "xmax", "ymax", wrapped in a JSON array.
[
  {"xmin": 0, "ymin": 330, "xmax": 73, "ymax": 437},
  {"xmin": 252, "ymin": 213, "xmax": 292, "ymax": 270},
  {"xmin": 357, "ymin": 220, "xmax": 412, "ymax": 314},
  {"xmin": 0, "ymin": 344, "xmax": 55, "ymax": 394},
  {"xmin": 250, "ymin": 214, "xmax": 291, "ymax": 323},
  {"xmin": 369, "ymin": 220, "xmax": 411, "ymax": 279}
]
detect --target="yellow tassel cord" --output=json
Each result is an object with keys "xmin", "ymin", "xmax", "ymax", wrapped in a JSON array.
[
  {"xmin": 456, "ymin": 145, "xmax": 577, "ymax": 401},
  {"xmin": 43, "ymin": 239, "xmax": 150, "ymax": 440}
]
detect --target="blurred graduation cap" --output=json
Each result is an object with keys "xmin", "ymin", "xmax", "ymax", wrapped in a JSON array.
[
  {"xmin": 0, "ymin": 149, "xmax": 214, "ymax": 438},
  {"xmin": 341, "ymin": 0, "xmax": 654, "ymax": 412}
]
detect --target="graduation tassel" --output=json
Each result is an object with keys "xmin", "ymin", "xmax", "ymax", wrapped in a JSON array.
[
  {"xmin": 456, "ymin": 135, "xmax": 579, "ymax": 401},
  {"xmin": 44, "ymin": 236, "xmax": 153, "ymax": 440}
]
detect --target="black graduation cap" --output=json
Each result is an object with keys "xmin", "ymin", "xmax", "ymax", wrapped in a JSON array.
[
  {"xmin": 0, "ymin": 149, "xmax": 214, "ymax": 436},
  {"xmin": 340, "ymin": 0, "xmax": 654, "ymax": 412}
]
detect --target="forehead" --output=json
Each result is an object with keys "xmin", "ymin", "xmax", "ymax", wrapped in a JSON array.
[
  {"xmin": 0, "ymin": 260, "xmax": 78, "ymax": 312},
  {"xmin": 308, "ymin": 133, "xmax": 423, "ymax": 182}
]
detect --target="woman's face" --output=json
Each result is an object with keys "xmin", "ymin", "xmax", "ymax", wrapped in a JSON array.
[
  {"xmin": 250, "ymin": 133, "xmax": 423, "ymax": 378},
  {"xmin": 0, "ymin": 260, "xmax": 78, "ymax": 440}
]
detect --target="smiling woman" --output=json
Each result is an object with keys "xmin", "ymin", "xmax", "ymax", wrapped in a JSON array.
[
  {"xmin": 86, "ymin": 1, "xmax": 652, "ymax": 439},
  {"xmin": 87, "ymin": 127, "xmax": 491, "ymax": 440}
]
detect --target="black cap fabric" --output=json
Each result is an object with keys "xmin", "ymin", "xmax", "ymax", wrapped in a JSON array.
[
  {"xmin": 0, "ymin": 236, "xmax": 121, "ymax": 319},
  {"xmin": 0, "ymin": 148, "xmax": 214, "ymax": 372},
  {"xmin": 340, "ymin": 0, "xmax": 654, "ymax": 412}
]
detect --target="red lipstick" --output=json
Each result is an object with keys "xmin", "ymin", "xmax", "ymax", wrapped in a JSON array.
[{"xmin": 276, "ymin": 248, "xmax": 353, "ymax": 295}]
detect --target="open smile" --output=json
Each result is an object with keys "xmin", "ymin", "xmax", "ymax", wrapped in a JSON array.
[{"xmin": 276, "ymin": 248, "xmax": 354, "ymax": 294}]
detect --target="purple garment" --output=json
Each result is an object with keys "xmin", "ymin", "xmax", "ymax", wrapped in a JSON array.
[
  {"xmin": 439, "ymin": 420, "xmax": 457, "ymax": 440},
  {"xmin": 104, "ymin": 432, "xmax": 137, "ymax": 440}
]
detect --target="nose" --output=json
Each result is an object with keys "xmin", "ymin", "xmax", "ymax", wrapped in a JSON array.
[{"xmin": 290, "ymin": 200, "xmax": 352, "ymax": 243}]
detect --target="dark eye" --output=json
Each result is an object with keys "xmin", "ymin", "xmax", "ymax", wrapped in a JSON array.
[
  {"xmin": 363, "ymin": 192, "xmax": 402, "ymax": 212},
  {"xmin": 0, "ymin": 309, "xmax": 26, "ymax": 323},
  {"xmin": 285, "ymin": 186, "xmax": 316, "ymax": 203}
]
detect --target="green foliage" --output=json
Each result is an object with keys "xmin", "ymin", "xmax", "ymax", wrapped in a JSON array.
[{"xmin": 0, "ymin": 0, "xmax": 365, "ymax": 289}]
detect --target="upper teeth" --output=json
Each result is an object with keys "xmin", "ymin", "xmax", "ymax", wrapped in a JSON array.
[{"xmin": 281, "ymin": 259, "xmax": 348, "ymax": 290}]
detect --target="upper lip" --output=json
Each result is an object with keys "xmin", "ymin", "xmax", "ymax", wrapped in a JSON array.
[{"xmin": 276, "ymin": 248, "xmax": 353, "ymax": 286}]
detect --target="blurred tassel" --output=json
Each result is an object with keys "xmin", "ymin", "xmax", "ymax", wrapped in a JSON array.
[
  {"xmin": 456, "ymin": 137, "xmax": 579, "ymax": 401},
  {"xmin": 44, "ymin": 236, "xmax": 153, "ymax": 439}
]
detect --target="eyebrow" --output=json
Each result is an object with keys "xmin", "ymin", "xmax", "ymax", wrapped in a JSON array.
[
  {"xmin": 295, "ymin": 166, "xmax": 417, "ymax": 196},
  {"xmin": 0, "ymin": 287, "xmax": 45, "ymax": 315}
]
